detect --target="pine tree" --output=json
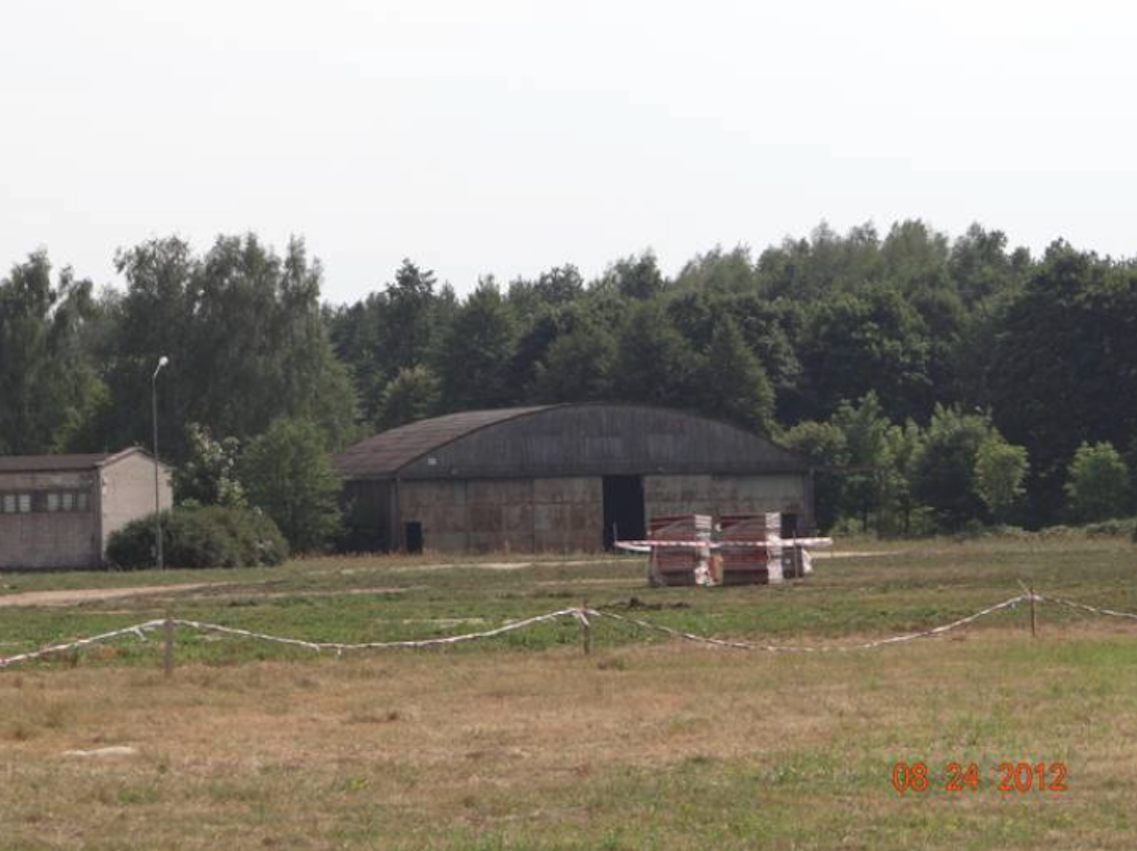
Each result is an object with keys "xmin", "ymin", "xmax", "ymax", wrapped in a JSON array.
[{"xmin": 702, "ymin": 315, "xmax": 775, "ymax": 434}]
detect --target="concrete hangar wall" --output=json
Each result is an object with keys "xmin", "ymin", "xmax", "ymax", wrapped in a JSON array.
[{"xmin": 334, "ymin": 403, "xmax": 814, "ymax": 553}]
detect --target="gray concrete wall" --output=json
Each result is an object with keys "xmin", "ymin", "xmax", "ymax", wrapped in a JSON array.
[
  {"xmin": 532, "ymin": 477, "xmax": 602, "ymax": 552},
  {"xmin": 398, "ymin": 480, "xmax": 468, "ymax": 552},
  {"xmin": 644, "ymin": 474, "xmax": 812, "ymax": 531},
  {"xmin": 388, "ymin": 472, "xmax": 809, "ymax": 555},
  {"xmin": 0, "ymin": 470, "xmax": 100, "ymax": 568},
  {"xmin": 99, "ymin": 454, "xmax": 172, "ymax": 559},
  {"xmin": 397, "ymin": 476, "xmax": 603, "ymax": 553}
]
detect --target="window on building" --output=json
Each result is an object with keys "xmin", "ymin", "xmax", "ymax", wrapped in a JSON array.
[{"xmin": 0, "ymin": 489, "xmax": 92, "ymax": 514}]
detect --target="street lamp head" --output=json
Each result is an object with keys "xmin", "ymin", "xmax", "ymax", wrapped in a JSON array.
[{"xmin": 153, "ymin": 355, "xmax": 169, "ymax": 379}]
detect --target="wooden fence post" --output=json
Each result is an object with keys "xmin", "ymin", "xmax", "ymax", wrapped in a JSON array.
[
  {"xmin": 1029, "ymin": 585, "xmax": 1037, "ymax": 639},
  {"xmin": 163, "ymin": 613, "xmax": 175, "ymax": 677},
  {"xmin": 581, "ymin": 600, "xmax": 592, "ymax": 656}
]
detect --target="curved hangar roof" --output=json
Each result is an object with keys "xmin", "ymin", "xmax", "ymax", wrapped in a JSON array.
[{"xmin": 335, "ymin": 403, "xmax": 808, "ymax": 481}]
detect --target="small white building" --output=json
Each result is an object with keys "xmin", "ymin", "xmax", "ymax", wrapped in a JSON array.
[{"xmin": 0, "ymin": 448, "xmax": 172, "ymax": 569}]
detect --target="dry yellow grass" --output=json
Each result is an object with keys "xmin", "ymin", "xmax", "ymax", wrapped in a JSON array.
[{"xmin": 3, "ymin": 623, "xmax": 1137, "ymax": 850}]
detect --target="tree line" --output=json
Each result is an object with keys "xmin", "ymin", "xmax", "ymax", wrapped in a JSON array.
[{"xmin": 2, "ymin": 221, "xmax": 1135, "ymax": 543}]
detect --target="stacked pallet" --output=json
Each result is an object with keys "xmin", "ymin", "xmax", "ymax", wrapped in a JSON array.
[
  {"xmin": 780, "ymin": 541, "xmax": 815, "ymax": 579},
  {"xmin": 719, "ymin": 513, "xmax": 783, "ymax": 585},
  {"xmin": 647, "ymin": 514, "xmax": 713, "ymax": 587}
]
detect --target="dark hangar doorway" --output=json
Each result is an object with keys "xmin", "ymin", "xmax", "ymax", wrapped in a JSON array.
[{"xmin": 603, "ymin": 475, "xmax": 645, "ymax": 550}]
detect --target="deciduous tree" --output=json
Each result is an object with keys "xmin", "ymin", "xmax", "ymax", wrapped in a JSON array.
[
  {"xmin": 1064, "ymin": 442, "xmax": 1131, "ymax": 523},
  {"xmin": 240, "ymin": 418, "xmax": 342, "ymax": 553}
]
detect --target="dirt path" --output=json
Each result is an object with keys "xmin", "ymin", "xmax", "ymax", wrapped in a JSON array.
[
  {"xmin": 384, "ymin": 558, "xmax": 621, "ymax": 573},
  {"xmin": 0, "ymin": 583, "xmax": 225, "ymax": 608}
]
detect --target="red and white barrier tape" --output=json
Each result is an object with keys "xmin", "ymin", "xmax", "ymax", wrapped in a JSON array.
[
  {"xmin": 616, "ymin": 537, "xmax": 833, "ymax": 551},
  {"xmin": 1036, "ymin": 594, "xmax": 1137, "ymax": 622},
  {"xmin": 592, "ymin": 595, "xmax": 1029, "ymax": 653},
  {"xmin": 171, "ymin": 609, "xmax": 581, "ymax": 651},
  {"xmin": 0, "ymin": 610, "xmax": 584, "ymax": 668},
  {"xmin": 0, "ymin": 619, "xmax": 164, "ymax": 669},
  {"xmin": 7, "ymin": 591, "xmax": 1137, "ymax": 670}
]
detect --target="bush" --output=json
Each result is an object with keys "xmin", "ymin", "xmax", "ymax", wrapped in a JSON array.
[
  {"xmin": 106, "ymin": 506, "xmax": 289, "ymax": 569},
  {"xmin": 1065, "ymin": 441, "xmax": 1131, "ymax": 523},
  {"xmin": 1082, "ymin": 517, "xmax": 1137, "ymax": 538}
]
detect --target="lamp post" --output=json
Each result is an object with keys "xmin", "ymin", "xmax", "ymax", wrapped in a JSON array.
[{"xmin": 152, "ymin": 355, "xmax": 169, "ymax": 569}]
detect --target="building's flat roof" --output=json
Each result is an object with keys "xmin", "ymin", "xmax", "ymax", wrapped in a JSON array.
[{"xmin": 0, "ymin": 447, "xmax": 155, "ymax": 475}]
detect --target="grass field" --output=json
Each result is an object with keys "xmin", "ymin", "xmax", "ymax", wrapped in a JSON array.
[{"xmin": 1, "ymin": 537, "xmax": 1136, "ymax": 849}]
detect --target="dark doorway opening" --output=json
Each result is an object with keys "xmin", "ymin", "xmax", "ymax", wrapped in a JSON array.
[
  {"xmin": 404, "ymin": 521, "xmax": 424, "ymax": 554},
  {"xmin": 781, "ymin": 513, "xmax": 799, "ymax": 538},
  {"xmin": 603, "ymin": 476, "xmax": 645, "ymax": 550}
]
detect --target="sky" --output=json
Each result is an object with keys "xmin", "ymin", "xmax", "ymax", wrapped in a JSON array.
[{"xmin": 2, "ymin": 0, "xmax": 1136, "ymax": 303}]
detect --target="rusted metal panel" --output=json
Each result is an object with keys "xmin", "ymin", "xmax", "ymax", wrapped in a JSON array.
[
  {"xmin": 335, "ymin": 403, "xmax": 809, "ymax": 481},
  {"xmin": 333, "ymin": 407, "xmax": 551, "ymax": 479},
  {"xmin": 645, "ymin": 474, "xmax": 813, "ymax": 532}
]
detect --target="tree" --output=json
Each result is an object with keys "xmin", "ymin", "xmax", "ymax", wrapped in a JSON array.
[
  {"xmin": 507, "ymin": 311, "xmax": 565, "ymax": 395},
  {"xmin": 988, "ymin": 243, "xmax": 1137, "ymax": 522},
  {"xmin": 98, "ymin": 235, "xmax": 359, "ymax": 461},
  {"xmin": 700, "ymin": 316, "xmax": 775, "ymax": 435},
  {"xmin": 0, "ymin": 252, "xmax": 105, "ymax": 454},
  {"xmin": 173, "ymin": 424, "xmax": 247, "ymax": 508},
  {"xmin": 830, "ymin": 392, "xmax": 893, "ymax": 532},
  {"xmin": 974, "ymin": 436, "xmax": 1029, "ymax": 523},
  {"xmin": 329, "ymin": 259, "xmax": 441, "ymax": 409},
  {"xmin": 505, "ymin": 265, "xmax": 585, "ymax": 323},
  {"xmin": 755, "ymin": 222, "xmax": 883, "ymax": 302},
  {"xmin": 240, "ymin": 418, "xmax": 342, "ymax": 553},
  {"xmin": 376, "ymin": 366, "xmax": 441, "ymax": 430},
  {"xmin": 948, "ymin": 223, "xmax": 1024, "ymax": 305},
  {"xmin": 1125, "ymin": 435, "xmax": 1137, "ymax": 513},
  {"xmin": 435, "ymin": 278, "xmax": 516, "ymax": 410},
  {"xmin": 613, "ymin": 302, "xmax": 701, "ymax": 407},
  {"xmin": 882, "ymin": 419, "xmax": 926, "ymax": 536},
  {"xmin": 665, "ymin": 291, "xmax": 800, "ymax": 397},
  {"xmin": 530, "ymin": 317, "xmax": 615, "ymax": 402},
  {"xmin": 797, "ymin": 286, "xmax": 933, "ymax": 423},
  {"xmin": 1064, "ymin": 442, "xmax": 1131, "ymax": 523},
  {"xmin": 912, "ymin": 405, "xmax": 994, "ymax": 529},
  {"xmin": 674, "ymin": 245, "xmax": 758, "ymax": 294},
  {"xmin": 596, "ymin": 252, "xmax": 666, "ymax": 300},
  {"xmin": 380, "ymin": 259, "xmax": 439, "ymax": 376},
  {"xmin": 533, "ymin": 264, "xmax": 585, "ymax": 306},
  {"xmin": 880, "ymin": 219, "xmax": 951, "ymax": 290},
  {"xmin": 782, "ymin": 421, "xmax": 848, "ymax": 533}
]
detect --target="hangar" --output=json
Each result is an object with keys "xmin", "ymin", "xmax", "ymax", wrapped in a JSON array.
[{"xmin": 334, "ymin": 403, "xmax": 814, "ymax": 553}]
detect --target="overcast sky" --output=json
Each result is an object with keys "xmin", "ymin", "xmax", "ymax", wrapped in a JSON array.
[{"xmin": 2, "ymin": 0, "xmax": 1135, "ymax": 303}]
